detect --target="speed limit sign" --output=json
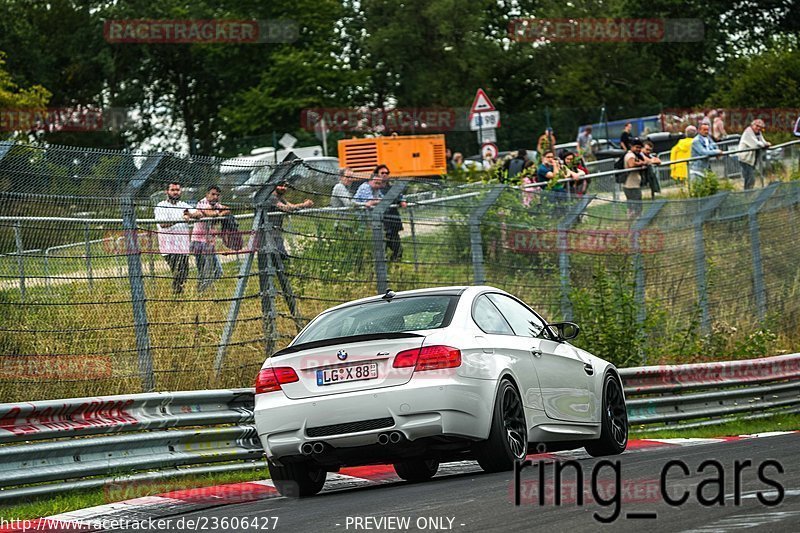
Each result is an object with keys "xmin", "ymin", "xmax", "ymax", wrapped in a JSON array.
[{"xmin": 481, "ymin": 142, "xmax": 499, "ymax": 159}]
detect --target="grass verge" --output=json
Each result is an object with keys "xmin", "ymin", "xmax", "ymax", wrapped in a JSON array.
[
  {"xmin": 0, "ymin": 467, "xmax": 271, "ymax": 521},
  {"xmin": 632, "ymin": 412, "xmax": 800, "ymax": 439}
]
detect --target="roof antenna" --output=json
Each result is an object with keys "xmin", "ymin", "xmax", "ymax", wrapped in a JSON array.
[{"xmin": 382, "ymin": 289, "xmax": 396, "ymax": 300}]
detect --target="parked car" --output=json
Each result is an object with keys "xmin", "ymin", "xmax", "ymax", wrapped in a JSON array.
[
  {"xmin": 254, "ymin": 285, "xmax": 628, "ymax": 497},
  {"xmin": 222, "ymin": 152, "xmax": 340, "ymax": 202}
]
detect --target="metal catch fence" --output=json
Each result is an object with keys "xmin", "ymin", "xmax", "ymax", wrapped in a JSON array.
[{"xmin": 0, "ymin": 140, "xmax": 799, "ymax": 400}]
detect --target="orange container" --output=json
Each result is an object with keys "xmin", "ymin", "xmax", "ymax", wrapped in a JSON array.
[{"xmin": 338, "ymin": 134, "xmax": 447, "ymax": 177}]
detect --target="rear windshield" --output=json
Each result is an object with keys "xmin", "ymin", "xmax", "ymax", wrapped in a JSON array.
[{"xmin": 293, "ymin": 295, "xmax": 458, "ymax": 345}]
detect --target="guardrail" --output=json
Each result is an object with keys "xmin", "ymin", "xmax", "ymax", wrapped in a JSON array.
[
  {"xmin": 0, "ymin": 354, "xmax": 797, "ymax": 502},
  {"xmin": 621, "ymin": 353, "xmax": 800, "ymax": 431}
]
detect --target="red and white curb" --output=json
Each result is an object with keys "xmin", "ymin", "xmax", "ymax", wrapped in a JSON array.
[{"xmin": 2, "ymin": 432, "xmax": 797, "ymax": 532}]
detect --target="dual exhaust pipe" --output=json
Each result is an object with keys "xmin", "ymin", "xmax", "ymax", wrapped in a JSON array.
[
  {"xmin": 300, "ymin": 441, "xmax": 326, "ymax": 455},
  {"xmin": 377, "ymin": 431, "xmax": 404, "ymax": 445},
  {"xmin": 301, "ymin": 431, "xmax": 405, "ymax": 455}
]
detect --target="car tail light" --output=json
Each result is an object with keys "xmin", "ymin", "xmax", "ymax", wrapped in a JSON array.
[
  {"xmin": 393, "ymin": 345, "xmax": 461, "ymax": 372},
  {"xmin": 255, "ymin": 367, "xmax": 299, "ymax": 394}
]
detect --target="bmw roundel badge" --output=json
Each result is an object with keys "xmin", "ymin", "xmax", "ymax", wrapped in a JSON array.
[{"xmin": 337, "ymin": 350, "xmax": 348, "ymax": 361}]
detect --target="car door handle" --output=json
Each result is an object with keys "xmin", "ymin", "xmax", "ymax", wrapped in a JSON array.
[
  {"xmin": 530, "ymin": 348, "xmax": 543, "ymax": 357},
  {"xmin": 583, "ymin": 363, "xmax": 594, "ymax": 375}
]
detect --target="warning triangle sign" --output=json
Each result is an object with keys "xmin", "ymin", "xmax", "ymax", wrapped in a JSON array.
[{"xmin": 470, "ymin": 89, "xmax": 496, "ymax": 115}]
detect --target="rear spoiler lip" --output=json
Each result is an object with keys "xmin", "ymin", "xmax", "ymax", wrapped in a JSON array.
[{"xmin": 271, "ymin": 332, "xmax": 426, "ymax": 357}]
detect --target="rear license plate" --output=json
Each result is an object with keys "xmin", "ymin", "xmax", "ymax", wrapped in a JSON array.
[{"xmin": 317, "ymin": 363, "xmax": 378, "ymax": 386}]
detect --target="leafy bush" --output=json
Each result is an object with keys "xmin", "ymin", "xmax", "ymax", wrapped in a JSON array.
[{"xmin": 688, "ymin": 170, "xmax": 734, "ymax": 198}]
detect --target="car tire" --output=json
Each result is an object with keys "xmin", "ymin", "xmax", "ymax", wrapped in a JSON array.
[
  {"xmin": 268, "ymin": 460, "xmax": 327, "ymax": 498},
  {"xmin": 393, "ymin": 459, "xmax": 440, "ymax": 482},
  {"xmin": 473, "ymin": 379, "xmax": 528, "ymax": 473},
  {"xmin": 585, "ymin": 374, "xmax": 628, "ymax": 457}
]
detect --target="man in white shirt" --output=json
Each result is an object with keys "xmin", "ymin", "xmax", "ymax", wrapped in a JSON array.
[
  {"xmin": 737, "ymin": 119, "xmax": 770, "ymax": 190},
  {"xmin": 330, "ymin": 168, "xmax": 356, "ymax": 208},
  {"xmin": 153, "ymin": 182, "xmax": 193, "ymax": 294}
]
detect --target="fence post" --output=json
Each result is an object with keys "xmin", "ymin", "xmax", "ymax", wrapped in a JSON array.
[
  {"xmin": 215, "ymin": 161, "xmax": 294, "ymax": 375},
  {"xmin": 14, "ymin": 222, "xmax": 25, "ymax": 302},
  {"xmin": 371, "ymin": 181, "xmax": 409, "ymax": 293},
  {"xmin": 557, "ymin": 195, "xmax": 594, "ymax": 321},
  {"xmin": 748, "ymin": 183, "xmax": 779, "ymax": 323},
  {"xmin": 121, "ymin": 154, "xmax": 162, "ymax": 392},
  {"xmin": 84, "ymin": 221, "xmax": 93, "ymax": 289},
  {"xmin": 407, "ymin": 205, "xmax": 419, "ymax": 273},
  {"xmin": 631, "ymin": 200, "xmax": 666, "ymax": 363},
  {"xmin": 693, "ymin": 192, "xmax": 729, "ymax": 335},
  {"xmin": 469, "ymin": 185, "xmax": 506, "ymax": 285}
]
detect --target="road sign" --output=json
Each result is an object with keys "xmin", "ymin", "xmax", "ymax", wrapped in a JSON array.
[
  {"xmin": 470, "ymin": 111, "xmax": 500, "ymax": 131},
  {"xmin": 469, "ymin": 89, "xmax": 496, "ymax": 115},
  {"xmin": 476, "ymin": 127, "xmax": 496, "ymax": 144},
  {"xmin": 481, "ymin": 143, "xmax": 499, "ymax": 159},
  {"xmin": 279, "ymin": 133, "xmax": 297, "ymax": 149}
]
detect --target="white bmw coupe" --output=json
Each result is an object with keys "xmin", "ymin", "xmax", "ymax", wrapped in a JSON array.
[{"xmin": 254, "ymin": 286, "xmax": 628, "ymax": 497}]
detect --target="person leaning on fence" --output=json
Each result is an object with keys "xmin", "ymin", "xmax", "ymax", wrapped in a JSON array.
[
  {"xmin": 330, "ymin": 168, "xmax": 356, "ymax": 208},
  {"xmin": 623, "ymin": 139, "xmax": 647, "ymax": 220},
  {"xmin": 690, "ymin": 122, "xmax": 723, "ymax": 184},
  {"xmin": 562, "ymin": 151, "xmax": 589, "ymax": 196},
  {"xmin": 267, "ymin": 180, "xmax": 314, "ymax": 259},
  {"xmin": 738, "ymin": 119, "xmax": 771, "ymax": 190},
  {"xmin": 641, "ymin": 140, "xmax": 662, "ymax": 198},
  {"xmin": 354, "ymin": 165, "xmax": 406, "ymax": 262},
  {"xmin": 153, "ymin": 182, "xmax": 193, "ymax": 295},
  {"xmin": 187, "ymin": 185, "xmax": 230, "ymax": 292}
]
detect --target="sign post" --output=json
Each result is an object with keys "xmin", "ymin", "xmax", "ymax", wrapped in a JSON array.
[{"xmin": 469, "ymin": 89, "xmax": 500, "ymax": 158}]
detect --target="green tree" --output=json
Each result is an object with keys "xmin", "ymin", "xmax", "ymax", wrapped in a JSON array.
[
  {"xmin": 710, "ymin": 44, "xmax": 800, "ymax": 108},
  {"xmin": 0, "ymin": 51, "xmax": 51, "ymax": 109}
]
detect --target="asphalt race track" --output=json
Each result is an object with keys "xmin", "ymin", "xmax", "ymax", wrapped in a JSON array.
[{"xmin": 103, "ymin": 433, "xmax": 799, "ymax": 533}]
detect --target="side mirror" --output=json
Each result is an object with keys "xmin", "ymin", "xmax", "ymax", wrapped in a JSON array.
[{"xmin": 548, "ymin": 321, "xmax": 580, "ymax": 341}]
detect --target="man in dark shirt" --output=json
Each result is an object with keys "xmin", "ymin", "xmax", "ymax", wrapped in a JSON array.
[
  {"xmin": 266, "ymin": 180, "xmax": 314, "ymax": 259},
  {"xmin": 620, "ymin": 122, "xmax": 633, "ymax": 152}
]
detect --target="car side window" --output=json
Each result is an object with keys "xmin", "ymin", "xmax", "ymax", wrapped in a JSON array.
[
  {"xmin": 486, "ymin": 294, "xmax": 548, "ymax": 339},
  {"xmin": 472, "ymin": 295, "xmax": 514, "ymax": 335}
]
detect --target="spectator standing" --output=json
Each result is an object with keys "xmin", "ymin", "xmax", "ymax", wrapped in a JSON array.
[
  {"xmin": 267, "ymin": 180, "xmax": 314, "ymax": 258},
  {"xmin": 154, "ymin": 182, "xmax": 193, "ymax": 295},
  {"xmin": 713, "ymin": 111, "xmax": 728, "ymax": 141},
  {"xmin": 331, "ymin": 168, "xmax": 356, "ymax": 208},
  {"xmin": 737, "ymin": 119, "xmax": 771, "ymax": 190},
  {"xmin": 520, "ymin": 160, "xmax": 538, "ymax": 207},
  {"xmin": 619, "ymin": 122, "xmax": 633, "ymax": 151},
  {"xmin": 355, "ymin": 165, "xmax": 407, "ymax": 261},
  {"xmin": 641, "ymin": 141, "xmax": 663, "ymax": 197},
  {"xmin": 536, "ymin": 150, "xmax": 568, "ymax": 193},
  {"xmin": 188, "ymin": 185, "xmax": 230, "ymax": 292},
  {"xmin": 623, "ymin": 140, "xmax": 647, "ymax": 219},
  {"xmin": 452, "ymin": 152, "xmax": 465, "ymax": 170},
  {"xmin": 445, "ymin": 148, "xmax": 454, "ymax": 172},
  {"xmin": 562, "ymin": 152, "xmax": 589, "ymax": 196},
  {"xmin": 504, "ymin": 149, "xmax": 528, "ymax": 181},
  {"xmin": 481, "ymin": 148, "xmax": 496, "ymax": 170},
  {"xmin": 576, "ymin": 126, "xmax": 596, "ymax": 161},
  {"xmin": 537, "ymin": 128, "xmax": 556, "ymax": 155},
  {"xmin": 670, "ymin": 125, "xmax": 697, "ymax": 182},
  {"xmin": 690, "ymin": 123, "xmax": 722, "ymax": 183}
]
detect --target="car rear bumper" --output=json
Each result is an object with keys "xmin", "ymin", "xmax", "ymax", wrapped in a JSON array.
[{"xmin": 254, "ymin": 376, "xmax": 496, "ymax": 460}]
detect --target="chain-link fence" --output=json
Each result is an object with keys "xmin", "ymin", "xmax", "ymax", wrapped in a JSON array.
[{"xmin": 1, "ymin": 140, "xmax": 799, "ymax": 401}]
